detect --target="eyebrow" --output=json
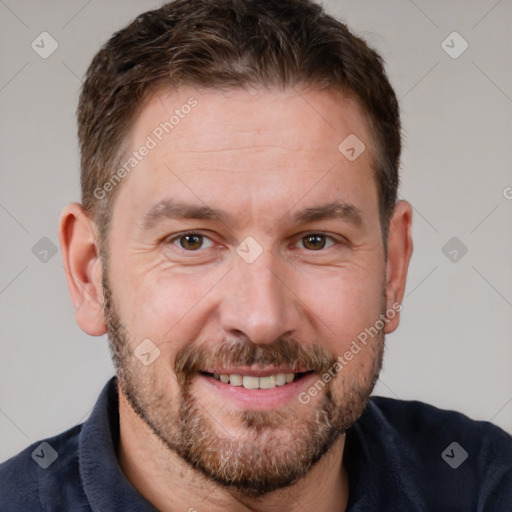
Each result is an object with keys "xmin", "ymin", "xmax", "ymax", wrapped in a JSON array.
[
  {"xmin": 140, "ymin": 199, "xmax": 363, "ymax": 230},
  {"xmin": 290, "ymin": 201, "xmax": 364, "ymax": 227},
  {"xmin": 141, "ymin": 200, "xmax": 228, "ymax": 230}
]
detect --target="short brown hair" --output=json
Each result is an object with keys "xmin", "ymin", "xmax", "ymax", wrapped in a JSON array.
[{"xmin": 78, "ymin": 0, "xmax": 400, "ymax": 245}]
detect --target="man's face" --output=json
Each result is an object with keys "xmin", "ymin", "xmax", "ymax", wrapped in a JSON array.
[{"xmin": 103, "ymin": 87, "xmax": 388, "ymax": 495}]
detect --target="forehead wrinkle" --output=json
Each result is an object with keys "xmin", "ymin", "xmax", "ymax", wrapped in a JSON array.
[{"xmin": 162, "ymin": 143, "xmax": 330, "ymax": 156}]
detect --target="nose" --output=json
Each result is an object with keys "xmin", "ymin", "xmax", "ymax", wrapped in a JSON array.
[{"xmin": 218, "ymin": 249, "xmax": 300, "ymax": 345}]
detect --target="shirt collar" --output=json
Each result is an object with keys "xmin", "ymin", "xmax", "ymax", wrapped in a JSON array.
[
  {"xmin": 344, "ymin": 398, "xmax": 425, "ymax": 510},
  {"xmin": 78, "ymin": 377, "xmax": 157, "ymax": 512}
]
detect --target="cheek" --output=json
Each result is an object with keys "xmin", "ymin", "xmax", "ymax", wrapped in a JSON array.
[
  {"xmin": 297, "ymin": 266, "xmax": 384, "ymax": 353},
  {"xmin": 112, "ymin": 264, "xmax": 225, "ymax": 346}
]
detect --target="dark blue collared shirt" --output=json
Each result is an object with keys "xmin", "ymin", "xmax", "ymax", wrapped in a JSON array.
[{"xmin": 1, "ymin": 377, "xmax": 511, "ymax": 511}]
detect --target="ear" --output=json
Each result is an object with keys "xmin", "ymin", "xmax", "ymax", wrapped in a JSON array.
[
  {"xmin": 58, "ymin": 203, "xmax": 107, "ymax": 336},
  {"xmin": 384, "ymin": 200, "xmax": 413, "ymax": 334}
]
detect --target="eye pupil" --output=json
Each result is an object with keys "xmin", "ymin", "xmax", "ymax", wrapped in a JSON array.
[
  {"xmin": 180, "ymin": 234, "xmax": 203, "ymax": 250},
  {"xmin": 303, "ymin": 234, "xmax": 326, "ymax": 250}
]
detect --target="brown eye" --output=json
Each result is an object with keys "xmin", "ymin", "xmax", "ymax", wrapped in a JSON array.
[
  {"xmin": 167, "ymin": 232, "xmax": 214, "ymax": 253},
  {"xmin": 179, "ymin": 233, "xmax": 204, "ymax": 250},
  {"xmin": 302, "ymin": 234, "xmax": 327, "ymax": 250}
]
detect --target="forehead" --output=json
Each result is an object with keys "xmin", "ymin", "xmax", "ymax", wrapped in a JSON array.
[
  {"xmin": 112, "ymin": 86, "xmax": 378, "ymax": 228},
  {"xmin": 135, "ymin": 86, "xmax": 371, "ymax": 157}
]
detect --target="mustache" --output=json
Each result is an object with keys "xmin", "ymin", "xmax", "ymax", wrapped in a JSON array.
[{"xmin": 174, "ymin": 337, "xmax": 338, "ymax": 378}]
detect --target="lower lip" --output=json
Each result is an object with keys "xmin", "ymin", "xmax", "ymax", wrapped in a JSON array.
[{"xmin": 196, "ymin": 372, "xmax": 319, "ymax": 410}]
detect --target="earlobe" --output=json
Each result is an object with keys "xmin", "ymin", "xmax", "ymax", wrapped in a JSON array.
[
  {"xmin": 384, "ymin": 200, "xmax": 413, "ymax": 334},
  {"xmin": 58, "ymin": 203, "xmax": 107, "ymax": 336}
]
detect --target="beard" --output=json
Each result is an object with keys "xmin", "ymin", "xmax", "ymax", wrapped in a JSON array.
[{"xmin": 101, "ymin": 263, "xmax": 385, "ymax": 498}]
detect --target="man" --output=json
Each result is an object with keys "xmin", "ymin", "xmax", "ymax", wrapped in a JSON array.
[{"xmin": 1, "ymin": 0, "xmax": 510, "ymax": 510}]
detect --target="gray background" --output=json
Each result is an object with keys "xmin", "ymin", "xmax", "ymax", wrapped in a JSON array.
[{"xmin": 1, "ymin": 0, "xmax": 511, "ymax": 462}]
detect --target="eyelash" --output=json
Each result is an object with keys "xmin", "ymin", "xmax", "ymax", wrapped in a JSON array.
[{"xmin": 165, "ymin": 231, "xmax": 342, "ymax": 252}]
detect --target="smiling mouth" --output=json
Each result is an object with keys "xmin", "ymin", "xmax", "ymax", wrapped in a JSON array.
[{"xmin": 200, "ymin": 371, "xmax": 314, "ymax": 390}]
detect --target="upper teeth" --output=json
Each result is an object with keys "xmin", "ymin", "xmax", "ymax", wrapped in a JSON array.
[{"xmin": 214, "ymin": 373, "xmax": 295, "ymax": 389}]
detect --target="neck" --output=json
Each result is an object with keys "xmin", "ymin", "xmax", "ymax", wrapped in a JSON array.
[{"xmin": 118, "ymin": 390, "xmax": 349, "ymax": 512}]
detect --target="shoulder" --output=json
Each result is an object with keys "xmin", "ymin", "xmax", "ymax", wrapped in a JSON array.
[
  {"xmin": 361, "ymin": 396, "xmax": 512, "ymax": 509},
  {"xmin": 0, "ymin": 423, "xmax": 89, "ymax": 511},
  {"xmin": 367, "ymin": 395, "xmax": 511, "ymax": 456}
]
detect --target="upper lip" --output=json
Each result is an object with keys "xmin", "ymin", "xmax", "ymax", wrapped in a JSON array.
[{"xmin": 200, "ymin": 366, "xmax": 310, "ymax": 377}]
